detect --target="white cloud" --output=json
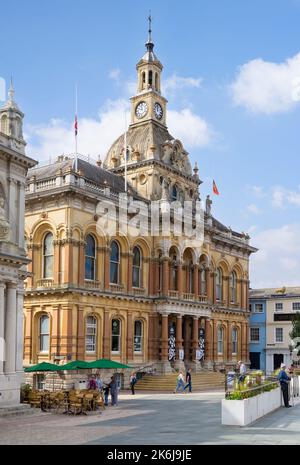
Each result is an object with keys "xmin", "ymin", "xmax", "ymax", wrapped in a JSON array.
[
  {"xmin": 168, "ymin": 108, "xmax": 212, "ymax": 148},
  {"xmin": 26, "ymin": 99, "xmax": 130, "ymax": 162},
  {"xmin": 271, "ymin": 186, "xmax": 300, "ymax": 209},
  {"xmin": 247, "ymin": 204, "xmax": 261, "ymax": 215},
  {"xmin": 26, "ymin": 100, "xmax": 212, "ymax": 162},
  {"xmin": 108, "ymin": 69, "xmax": 121, "ymax": 81},
  {"xmin": 230, "ymin": 52, "xmax": 300, "ymax": 113},
  {"xmin": 248, "ymin": 185, "xmax": 266, "ymax": 198},
  {"xmin": 163, "ymin": 74, "xmax": 202, "ymax": 93},
  {"xmin": 250, "ymin": 223, "xmax": 300, "ymax": 288}
]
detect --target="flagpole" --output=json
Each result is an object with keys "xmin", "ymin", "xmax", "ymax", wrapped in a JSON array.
[
  {"xmin": 75, "ymin": 84, "xmax": 78, "ymax": 172},
  {"xmin": 124, "ymin": 110, "xmax": 127, "ymax": 193}
]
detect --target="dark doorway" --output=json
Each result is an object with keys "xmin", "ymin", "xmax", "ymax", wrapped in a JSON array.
[
  {"xmin": 274, "ymin": 354, "xmax": 284, "ymax": 370},
  {"xmin": 250, "ymin": 352, "xmax": 260, "ymax": 369}
]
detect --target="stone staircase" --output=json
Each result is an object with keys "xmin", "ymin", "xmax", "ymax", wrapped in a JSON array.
[{"xmin": 135, "ymin": 371, "xmax": 225, "ymax": 392}]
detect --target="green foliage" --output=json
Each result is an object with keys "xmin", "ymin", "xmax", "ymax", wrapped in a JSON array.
[
  {"xmin": 290, "ymin": 312, "xmax": 300, "ymax": 356},
  {"xmin": 226, "ymin": 382, "xmax": 278, "ymax": 400}
]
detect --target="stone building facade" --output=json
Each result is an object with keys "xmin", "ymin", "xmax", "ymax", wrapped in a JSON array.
[
  {"xmin": 23, "ymin": 29, "xmax": 257, "ymax": 384},
  {"xmin": 0, "ymin": 82, "xmax": 36, "ymax": 404}
]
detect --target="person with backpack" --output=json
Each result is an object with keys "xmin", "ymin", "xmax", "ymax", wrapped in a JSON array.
[
  {"xmin": 277, "ymin": 363, "xmax": 292, "ymax": 408},
  {"xmin": 130, "ymin": 372, "xmax": 137, "ymax": 395}
]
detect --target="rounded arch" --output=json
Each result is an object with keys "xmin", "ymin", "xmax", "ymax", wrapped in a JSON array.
[
  {"xmin": 215, "ymin": 258, "xmax": 230, "ymax": 276},
  {"xmin": 131, "ymin": 237, "xmax": 151, "ymax": 258},
  {"xmin": 183, "ymin": 247, "xmax": 196, "ymax": 265},
  {"xmin": 231, "ymin": 262, "xmax": 243, "ymax": 279},
  {"xmin": 30, "ymin": 219, "xmax": 56, "ymax": 244},
  {"xmin": 169, "ymin": 245, "xmax": 180, "ymax": 260}
]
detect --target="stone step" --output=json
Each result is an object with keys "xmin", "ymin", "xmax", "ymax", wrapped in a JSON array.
[{"xmin": 0, "ymin": 404, "xmax": 36, "ymax": 418}]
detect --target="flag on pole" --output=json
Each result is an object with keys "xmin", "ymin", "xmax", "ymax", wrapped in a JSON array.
[
  {"xmin": 213, "ymin": 180, "xmax": 220, "ymax": 195},
  {"xmin": 74, "ymin": 114, "xmax": 78, "ymax": 136}
]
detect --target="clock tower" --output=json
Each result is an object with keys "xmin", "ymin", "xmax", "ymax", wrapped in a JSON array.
[{"xmin": 130, "ymin": 16, "xmax": 167, "ymax": 127}]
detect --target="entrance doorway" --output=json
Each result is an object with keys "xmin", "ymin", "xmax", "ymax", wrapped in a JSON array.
[
  {"xmin": 273, "ymin": 354, "xmax": 284, "ymax": 370},
  {"xmin": 250, "ymin": 352, "xmax": 260, "ymax": 369}
]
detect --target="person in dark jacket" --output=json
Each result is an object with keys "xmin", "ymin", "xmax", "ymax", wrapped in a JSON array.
[
  {"xmin": 130, "ymin": 372, "xmax": 137, "ymax": 395},
  {"xmin": 109, "ymin": 375, "xmax": 118, "ymax": 406},
  {"xmin": 278, "ymin": 363, "xmax": 292, "ymax": 408},
  {"xmin": 184, "ymin": 368, "xmax": 192, "ymax": 393},
  {"xmin": 103, "ymin": 384, "xmax": 109, "ymax": 406}
]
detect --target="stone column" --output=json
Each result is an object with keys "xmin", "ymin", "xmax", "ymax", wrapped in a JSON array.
[
  {"xmin": 204, "ymin": 318, "xmax": 213, "ymax": 369},
  {"xmin": 60, "ymin": 305, "xmax": 73, "ymax": 358},
  {"xmin": 162, "ymin": 258, "xmax": 169, "ymax": 296},
  {"xmin": 64, "ymin": 241, "xmax": 74, "ymax": 285},
  {"xmin": 0, "ymin": 283, "xmax": 5, "ymax": 374},
  {"xmin": 242, "ymin": 322, "xmax": 248, "ymax": 362},
  {"xmin": 16, "ymin": 289, "xmax": 25, "ymax": 373},
  {"xmin": 26, "ymin": 246, "xmax": 33, "ymax": 288},
  {"xmin": 227, "ymin": 322, "xmax": 232, "ymax": 365},
  {"xmin": 76, "ymin": 305, "xmax": 85, "ymax": 359},
  {"xmin": 51, "ymin": 304, "xmax": 61, "ymax": 359},
  {"xmin": 208, "ymin": 271, "xmax": 215, "ymax": 303},
  {"xmin": 4, "ymin": 283, "xmax": 17, "ymax": 374},
  {"xmin": 177, "ymin": 262, "xmax": 183, "ymax": 296},
  {"xmin": 148, "ymin": 314, "xmax": 155, "ymax": 361},
  {"xmin": 53, "ymin": 240, "xmax": 60, "ymax": 284},
  {"xmin": 104, "ymin": 247, "xmax": 110, "ymax": 290},
  {"xmin": 127, "ymin": 253, "xmax": 133, "ymax": 293},
  {"xmin": 212, "ymin": 319, "xmax": 218, "ymax": 363},
  {"xmin": 148, "ymin": 258, "xmax": 154, "ymax": 296},
  {"xmin": 192, "ymin": 316, "xmax": 199, "ymax": 359},
  {"xmin": 24, "ymin": 306, "xmax": 33, "ymax": 364},
  {"xmin": 103, "ymin": 310, "xmax": 110, "ymax": 358},
  {"xmin": 193, "ymin": 265, "xmax": 199, "ymax": 296},
  {"xmin": 126, "ymin": 312, "xmax": 133, "ymax": 362},
  {"xmin": 175, "ymin": 315, "xmax": 184, "ymax": 369},
  {"xmin": 161, "ymin": 314, "xmax": 169, "ymax": 361},
  {"xmin": 78, "ymin": 241, "xmax": 85, "ymax": 286}
]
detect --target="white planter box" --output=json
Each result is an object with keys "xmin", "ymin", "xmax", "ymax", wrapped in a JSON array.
[{"xmin": 222, "ymin": 387, "xmax": 281, "ymax": 426}]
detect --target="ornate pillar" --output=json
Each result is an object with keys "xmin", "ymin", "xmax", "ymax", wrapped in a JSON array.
[
  {"xmin": 4, "ymin": 283, "xmax": 17, "ymax": 374},
  {"xmin": 76, "ymin": 305, "xmax": 85, "ymax": 360},
  {"xmin": 148, "ymin": 314, "xmax": 156, "ymax": 361},
  {"xmin": 227, "ymin": 322, "xmax": 232, "ymax": 364},
  {"xmin": 212, "ymin": 319, "xmax": 218, "ymax": 363},
  {"xmin": 16, "ymin": 289, "xmax": 24, "ymax": 373},
  {"xmin": 205, "ymin": 318, "xmax": 213, "ymax": 366},
  {"xmin": 175, "ymin": 315, "xmax": 183, "ymax": 362},
  {"xmin": 126, "ymin": 312, "xmax": 133, "ymax": 362},
  {"xmin": 60, "ymin": 305, "xmax": 73, "ymax": 358},
  {"xmin": 193, "ymin": 265, "xmax": 199, "ymax": 296},
  {"xmin": 26, "ymin": 245, "xmax": 33, "ymax": 287},
  {"xmin": 103, "ymin": 310, "xmax": 110, "ymax": 358},
  {"xmin": 24, "ymin": 306, "xmax": 33, "ymax": 364},
  {"xmin": 161, "ymin": 314, "xmax": 169, "ymax": 361},
  {"xmin": 192, "ymin": 316, "xmax": 199, "ymax": 359},
  {"xmin": 127, "ymin": 253, "xmax": 133, "ymax": 292},
  {"xmin": 0, "ymin": 283, "xmax": 5, "ymax": 374},
  {"xmin": 78, "ymin": 240, "xmax": 85, "ymax": 286},
  {"xmin": 53, "ymin": 240, "xmax": 60, "ymax": 284},
  {"xmin": 104, "ymin": 246, "xmax": 110, "ymax": 290},
  {"xmin": 209, "ymin": 271, "xmax": 215, "ymax": 303},
  {"xmin": 224, "ymin": 276, "xmax": 229, "ymax": 307},
  {"xmin": 148, "ymin": 258, "xmax": 155, "ymax": 296},
  {"xmin": 64, "ymin": 241, "xmax": 74, "ymax": 285},
  {"xmin": 177, "ymin": 261, "xmax": 183, "ymax": 296},
  {"xmin": 162, "ymin": 258, "xmax": 169, "ymax": 296}
]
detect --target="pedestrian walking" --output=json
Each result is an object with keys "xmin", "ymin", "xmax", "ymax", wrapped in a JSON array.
[
  {"xmin": 88, "ymin": 374, "xmax": 97, "ymax": 390},
  {"xmin": 278, "ymin": 363, "xmax": 292, "ymax": 408},
  {"xmin": 237, "ymin": 360, "xmax": 246, "ymax": 384},
  {"xmin": 103, "ymin": 384, "xmax": 109, "ymax": 406},
  {"xmin": 184, "ymin": 368, "xmax": 192, "ymax": 393},
  {"xmin": 130, "ymin": 372, "xmax": 137, "ymax": 395},
  {"xmin": 174, "ymin": 371, "xmax": 185, "ymax": 393},
  {"xmin": 95, "ymin": 373, "xmax": 103, "ymax": 392},
  {"xmin": 109, "ymin": 375, "xmax": 118, "ymax": 406}
]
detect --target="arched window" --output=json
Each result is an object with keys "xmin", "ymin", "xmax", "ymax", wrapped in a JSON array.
[
  {"xmin": 112, "ymin": 319, "xmax": 121, "ymax": 353},
  {"xmin": 39, "ymin": 315, "xmax": 50, "ymax": 352},
  {"xmin": 216, "ymin": 268, "xmax": 223, "ymax": 301},
  {"xmin": 43, "ymin": 232, "xmax": 54, "ymax": 279},
  {"xmin": 110, "ymin": 241, "xmax": 120, "ymax": 284},
  {"xmin": 232, "ymin": 327, "xmax": 238, "ymax": 355},
  {"xmin": 85, "ymin": 315, "xmax": 97, "ymax": 353},
  {"xmin": 148, "ymin": 70, "xmax": 153, "ymax": 87},
  {"xmin": 142, "ymin": 71, "xmax": 146, "ymax": 89},
  {"xmin": 134, "ymin": 320, "xmax": 143, "ymax": 353},
  {"xmin": 230, "ymin": 271, "xmax": 237, "ymax": 303},
  {"xmin": 200, "ymin": 267, "xmax": 207, "ymax": 295},
  {"xmin": 85, "ymin": 234, "xmax": 96, "ymax": 280},
  {"xmin": 1, "ymin": 115, "xmax": 8, "ymax": 134},
  {"xmin": 155, "ymin": 73, "xmax": 158, "ymax": 91},
  {"xmin": 132, "ymin": 246, "xmax": 142, "ymax": 288},
  {"xmin": 217, "ymin": 326, "xmax": 223, "ymax": 354},
  {"xmin": 171, "ymin": 185, "xmax": 178, "ymax": 201}
]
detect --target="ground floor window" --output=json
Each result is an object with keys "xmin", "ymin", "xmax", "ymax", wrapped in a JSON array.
[
  {"xmin": 35, "ymin": 374, "xmax": 45, "ymax": 390},
  {"xmin": 112, "ymin": 319, "xmax": 121, "ymax": 353},
  {"xmin": 250, "ymin": 352, "xmax": 260, "ymax": 369},
  {"xmin": 134, "ymin": 320, "xmax": 143, "ymax": 353}
]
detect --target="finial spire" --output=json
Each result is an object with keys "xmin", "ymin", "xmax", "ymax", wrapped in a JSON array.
[
  {"xmin": 148, "ymin": 12, "xmax": 152, "ymax": 43},
  {"xmin": 8, "ymin": 76, "xmax": 15, "ymax": 102}
]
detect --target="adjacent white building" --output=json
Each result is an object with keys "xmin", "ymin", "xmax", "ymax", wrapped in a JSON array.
[
  {"xmin": 0, "ymin": 81, "xmax": 36, "ymax": 405},
  {"xmin": 250, "ymin": 287, "xmax": 300, "ymax": 374}
]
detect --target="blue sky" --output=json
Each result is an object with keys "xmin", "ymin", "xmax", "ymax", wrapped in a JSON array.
[{"xmin": 2, "ymin": 0, "xmax": 300, "ymax": 287}]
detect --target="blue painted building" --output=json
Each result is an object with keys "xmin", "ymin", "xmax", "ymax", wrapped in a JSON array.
[{"xmin": 249, "ymin": 293, "xmax": 266, "ymax": 372}]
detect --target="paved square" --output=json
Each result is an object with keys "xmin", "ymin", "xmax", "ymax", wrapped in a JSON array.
[{"xmin": 0, "ymin": 392, "xmax": 300, "ymax": 445}]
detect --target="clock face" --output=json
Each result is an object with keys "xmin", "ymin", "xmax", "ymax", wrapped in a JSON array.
[
  {"xmin": 154, "ymin": 102, "xmax": 163, "ymax": 120},
  {"xmin": 135, "ymin": 101, "xmax": 148, "ymax": 119}
]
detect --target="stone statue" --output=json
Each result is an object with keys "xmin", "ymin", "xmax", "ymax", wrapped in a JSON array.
[
  {"xmin": 206, "ymin": 195, "xmax": 212, "ymax": 216},
  {"xmin": 161, "ymin": 178, "xmax": 169, "ymax": 200}
]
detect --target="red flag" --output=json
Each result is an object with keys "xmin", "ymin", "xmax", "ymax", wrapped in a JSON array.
[
  {"xmin": 74, "ymin": 114, "xmax": 78, "ymax": 136},
  {"xmin": 213, "ymin": 180, "xmax": 220, "ymax": 195}
]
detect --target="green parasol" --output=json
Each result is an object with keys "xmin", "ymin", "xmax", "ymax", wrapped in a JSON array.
[
  {"xmin": 87, "ymin": 359, "xmax": 133, "ymax": 370},
  {"xmin": 24, "ymin": 362, "xmax": 59, "ymax": 372},
  {"xmin": 56, "ymin": 360, "xmax": 91, "ymax": 371}
]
